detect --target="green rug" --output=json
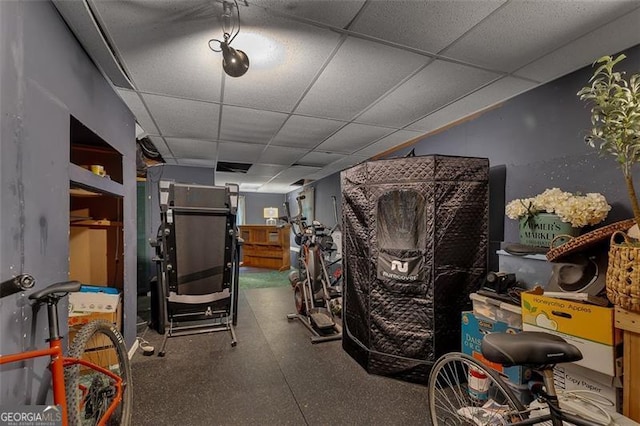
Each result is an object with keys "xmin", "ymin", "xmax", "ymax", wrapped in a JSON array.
[{"xmin": 239, "ymin": 268, "xmax": 293, "ymax": 289}]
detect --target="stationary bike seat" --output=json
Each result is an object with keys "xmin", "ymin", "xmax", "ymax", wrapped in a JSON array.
[{"xmin": 482, "ymin": 331, "xmax": 582, "ymax": 367}]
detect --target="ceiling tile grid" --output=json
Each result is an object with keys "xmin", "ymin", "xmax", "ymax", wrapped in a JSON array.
[
  {"xmin": 255, "ymin": 0, "xmax": 365, "ymax": 28},
  {"xmin": 514, "ymin": 6, "xmax": 640, "ymax": 83},
  {"xmin": 316, "ymin": 123, "xmax": 395, "ymax": 154},
  {"xmin": 53, "ymin": 0, "xmax": 640, "ymax": 193},
  {"xmin": 356, "ymin": 60, "xmax": 501, "ymax": 128},
  {"xmin": 217, "ymin": 141, "xmax": 266, "ymax": 163},
  {"xmin": 164, "ymin": 137, "xmax": 217, "ymax": 161},
  {"xmin": 294, "ymin": 36, "xmax": 430, "ymax": 120},
  {"xmin": 407, "ymin": 76, "xmax": 538, "ymax": 133},
  {"xmin": 258, "ymin": 145, "xmax": 309, "ymax": 165},
  {"xmin": 94, "ymin": 0, "xmax": 223, "ymax": 101},
  {"xmin": 350, "ymin": 0, "xmax": 507, "ymax": 54},
  {"xmin": 354, "ymin": 130, "xmax": 425, "ymax": 159},
  {"xmin": 116, "ymin": 89, "xmax": 159, "ymax": 135},
  {"xmin": 269, "ymin": 115, "xmax": 346, "ymax": 149},
  {"xmin": 443, "ymin": 0, "xmax": 640, "ymax": 72},
  {"xmin": 296, "ymin": 151, "xmax": 346, "ymax": 167},
  {"xmin": 142, "ymin": 93, "xmax": 220, "ymax": 139},
  {"xmin": 221, "ymin": 13, "xmax": 344, "ymax": 111},
  {"xmin": 219, "ymin": 105, "xmax": 289, "ymax": 144}
]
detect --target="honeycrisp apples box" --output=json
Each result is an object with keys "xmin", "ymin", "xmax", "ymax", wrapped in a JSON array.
[{"xmin": 520, "ymin": 291, "xmax": 622, "ymax": 377}]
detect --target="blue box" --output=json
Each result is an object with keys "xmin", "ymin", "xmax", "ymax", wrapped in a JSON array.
[{"xmin": 461, "ymin": 311, "xmax": 533, "ymax": 385}]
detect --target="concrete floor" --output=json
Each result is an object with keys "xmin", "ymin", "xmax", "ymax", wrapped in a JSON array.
[{"xmin": 131, "ymin": 286, "xmax": 429, "ymax": 425}]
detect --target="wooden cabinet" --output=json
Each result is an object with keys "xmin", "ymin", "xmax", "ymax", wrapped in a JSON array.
[{"xmin": 240, "ymin": 225, "xmax": 290, "ymax": 271}]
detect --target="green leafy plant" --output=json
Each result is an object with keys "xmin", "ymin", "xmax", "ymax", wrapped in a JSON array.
[{"xmin": 577, "ymin": 54, "xmax": 640, "ymax": 228}]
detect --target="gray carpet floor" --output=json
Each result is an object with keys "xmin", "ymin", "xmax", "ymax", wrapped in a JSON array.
[{"xmin": 131, "ymin": 286, "xmax": 428, "ymax": 425}]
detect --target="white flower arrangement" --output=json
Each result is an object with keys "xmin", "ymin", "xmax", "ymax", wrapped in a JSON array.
[{"xmin": 505, "ymin": 188, "xmax": 611, "ymax": 228}]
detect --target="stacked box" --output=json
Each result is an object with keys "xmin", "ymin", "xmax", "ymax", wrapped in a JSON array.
[{"xmin": 461, "ymin": 311, "xmax": 533, "ymax": 384}]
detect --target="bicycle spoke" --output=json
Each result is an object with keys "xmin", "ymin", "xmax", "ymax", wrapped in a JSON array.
[{"xmin": 429, "ymin": 353, "xmax": 525, "ymax": 426}]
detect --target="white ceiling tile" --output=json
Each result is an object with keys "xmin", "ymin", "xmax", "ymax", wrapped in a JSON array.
[
  {"xmin": 257, "ymin": 1, "xmax": 366, "ymax": 28},
  {"xmin": 297, "ymin": 151, "xmax": 346, "ymax": 167},
  {"xmin": 358, "ymin": 60, "xmax": 500, "ymax": 127},
  {"xmin": 306, "ymin": 155, "xmax": 368, "ymax": 180},
  {"xmin": 247, "ymin": 164, "xmax": 287, "ymax": 177},
  {"xmin": 270, "ymin": 165, "xmax": 321, "ymax": 184},
  {"xmin": 444, "ymin": 0, "xmax": 640, "ymax": 72},
  {"xmin": 177, "ymin": 158, "xmax": 216, "ymax": 168},
  {"xmin": 257, "ymin": 183, "xmax": 299, "ymax": 194},
  {"xmin": 296, "ymin": 36, "xmax": 429, "ymax": 120},
  {"xmin": 222, "ymin": 15, "xmax": 343, "ymax": 111},
  {"xmin": 258, "ymin": 145, "xmax": 308, "ymax": 165},
  {"xmin": 116, "ymin": 89, "xmax": 159, "ymax": 135},
  {"xmin": 94, "ymin": 1, "xmax": 222, "ymax": 101},
  {"xmin": 217, "ymin": 141, "xmax": 266, "ymax": 163},
  {"xmin": 316, "ymin": 123, "xmax": 394, "ymax": 154},
  {"xmin": 407, "ymin": 76, "xmax": 537, "ymax": 133},
  {"xmin": 219, "ymin": 105, "xmax": 288, "ymax": 144},
  {"xmin": 215, "ymin": 172, "xmax": 269, "ymax": 186},
  {"xmin": 143, "ymin": 93, "xmax": 220, "ymax": 139},
  {"xmin": 351, "ymin": 0, "xmax": 506, "ymax": 54},
  {"xmin": 354, "ymin": 130, "xmax": 424, "ymax": 159},
  {"xmin": 515, "ymin": 8, "xmax": 640, "ymax": 82},
  {"xmin": 270, "ymin": 115, "xmax": 345, "ymax": 149},
  {"xmin": 164, "ymin": 137, "xmax": 217, "ymax": 160}
]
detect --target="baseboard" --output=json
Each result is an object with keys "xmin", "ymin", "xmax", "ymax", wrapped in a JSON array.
[{"xmin": 128, "ymin": 339, "xmax": 139, "ymax": 360}]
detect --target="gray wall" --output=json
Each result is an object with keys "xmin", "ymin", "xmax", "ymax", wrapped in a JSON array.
[
  {"xmin": 242, "ymin": 192, "xmax": 286, "ymax": 224},
  {"xmin": 398, "ymin": 43, "xmax": 640, "ymax": 243},
  {"xmin": 301, "ymin": 44, "xmax": 640, "ymax": 247},
  {"xmin": 1, "ymin": 1, "xmax": 136, "ymax": 404}
]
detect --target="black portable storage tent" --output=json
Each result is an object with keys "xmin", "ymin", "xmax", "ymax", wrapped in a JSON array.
[{"xmin": 341, "ymin": 155, "xmax": 489, "ymax": 383}]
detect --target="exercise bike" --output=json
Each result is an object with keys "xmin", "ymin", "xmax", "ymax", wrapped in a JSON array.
[{"xmin": 282, "ymin": 194, "xmax": 342, "ymax": 343}]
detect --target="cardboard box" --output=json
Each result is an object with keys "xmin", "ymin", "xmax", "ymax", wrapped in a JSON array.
[
  {"xmin": 69, "ymin": 291, "xmax": 120, "ymax": 314},
  {"xmin": 461, "ymin": 311, "xmax": 533, "ymax": 384},
  {"xmin": 554, "ymin": 363, "xmax": 622, "ymax": 412},
  {"xmin": 69, "ymin": 226, "xmax": 108, "ymax": 286},
  {"xmin": 521, "ymin": 292, "xmax": 621, "ymax": 377},
  {"xmin": 68, "ymin": 291, "xmax": 121, "ymax": 349}
]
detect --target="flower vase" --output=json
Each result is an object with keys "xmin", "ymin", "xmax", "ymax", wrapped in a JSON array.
[{"xmin": 518, "ymin": 213, "xmax": 580, "ymax": 248}]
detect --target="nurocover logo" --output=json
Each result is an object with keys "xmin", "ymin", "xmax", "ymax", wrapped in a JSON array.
[
  {"xmin": 377, "ymin": 253, "xmax": 423, "ymax": 282},
  {"xmin": 0, "ymin": 406, "xmax": 62, "ymax": 426}
]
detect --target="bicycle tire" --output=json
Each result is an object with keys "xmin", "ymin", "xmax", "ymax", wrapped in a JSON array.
[
  {"xmin": 428, "ymin": 352, "xmax": 526, "ymax": 425},
  {"xmin": 65, "ymin": 320, "xmax": 132, "ymax": 426}
]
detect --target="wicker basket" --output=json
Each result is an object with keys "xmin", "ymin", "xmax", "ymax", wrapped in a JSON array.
[{"xmin": 606, "ymin": 231, "xmax": 640, "ymax": 312}]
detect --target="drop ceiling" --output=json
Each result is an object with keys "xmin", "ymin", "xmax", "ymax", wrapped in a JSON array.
[{"xmin": 53, "ymin": 0, "xmax": 640, "ymax": 193}]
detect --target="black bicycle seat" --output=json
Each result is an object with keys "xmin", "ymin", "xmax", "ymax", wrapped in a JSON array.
[
  {"xmin": 481, "ymin": 331, "xmax": 582, "ymax": 367},
  {"xmin": 29, "ymin": 281, "xmax": 82, "ymax": 302}
]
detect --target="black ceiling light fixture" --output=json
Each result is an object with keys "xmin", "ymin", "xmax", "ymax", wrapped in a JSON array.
[{"xmin": 208, "ymin": 0, "xmax": 249, "ymax": 78}]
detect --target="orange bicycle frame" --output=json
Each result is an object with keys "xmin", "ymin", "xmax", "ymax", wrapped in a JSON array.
[{"xmin": 0, "ymin": 336, "xmax": 123, "ymax": 426}]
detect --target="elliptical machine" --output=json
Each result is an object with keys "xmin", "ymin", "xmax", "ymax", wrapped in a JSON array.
[{"xmin": 283, "ymin": 194, "xmax": 342, "ymax": 343}]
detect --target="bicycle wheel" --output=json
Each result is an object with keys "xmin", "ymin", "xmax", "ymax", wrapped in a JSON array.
[
  {"xmin": 65, "ymin": 320, "xmax": 132, "ymax": 426},
  {"xmin": 428, "ymin": 352, "xmax": 526, "ymax": 426}
]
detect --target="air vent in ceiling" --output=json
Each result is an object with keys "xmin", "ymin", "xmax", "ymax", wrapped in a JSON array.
[{"xmin": 216, "ymin": 161, "xmax": 252, "ymax": 173}]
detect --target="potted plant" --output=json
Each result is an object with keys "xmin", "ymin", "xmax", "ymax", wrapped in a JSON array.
[
  {"xmin": 578, "ymin": 54, "xmax": 640, "ymax": 311},
  {"xmin": 505, "ymin": 188, "xmax": 610, "ymax": 247},
  {"xmin": 577, "ymin": 54, "xmax": 640, "ymax": 231}
]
